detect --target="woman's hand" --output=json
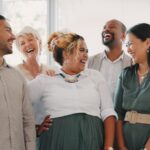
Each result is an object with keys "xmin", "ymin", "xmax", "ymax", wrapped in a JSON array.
[
  {"xmin": 46, "ymin": 69, "xmax": 56, "ymax": 76},
  {"xmin": 145, "ymin": 137, "xmax": 150, "ymax": 149},
  {"xmin": 36, "ymin": 115, "xmax": 53, "ymax": 136}
]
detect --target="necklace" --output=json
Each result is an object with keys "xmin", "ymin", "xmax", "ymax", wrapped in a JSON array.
[
  {"xmin": 137, "ymin": 69, "xmax": 149, "ymax": 82},
  {"xmin": 60, "ymin": 73, "xmax": 80, "ymax": 83}
]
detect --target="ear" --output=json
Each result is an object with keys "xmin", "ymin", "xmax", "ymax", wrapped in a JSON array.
[
  {"xmin": 63, "ymin": 50, "xmax": 68, "ymax": 60},
  {"xmin": 145, "ymin": 38, "xmax": 150, "ymax": 49},
  {"xmin": 121, "ymin": 32, "xmax": 126, "ymax": 42}
]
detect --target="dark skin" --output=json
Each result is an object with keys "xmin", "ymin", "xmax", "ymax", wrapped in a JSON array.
[
  {"xmin": 36, "ymin": 115, "xmax": 53, "ymax": 136},
  {"xmin": 102, "ymin": 19, "xmax": 126, "ymax": 61}
]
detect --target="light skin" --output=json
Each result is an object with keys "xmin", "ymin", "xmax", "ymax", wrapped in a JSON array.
[
  {"xmin": 62, "ymin": 39, "xmax": 116, "ymax": 148},
  {"xmin": 102, "ymin": 20, "xmax": 126, "ymax": 61},
  {"xmin": 17, "ymin": 33, "xmax": 53, "ymax": 135},
  {"xmin": 0, "ymin": 19, "xmax": 15, "ymax": 65},
  {"xmin": 17, "ymin": 34, "xmax": 42, "ymax": 78},
  {"xmin": 62, "ymin": 39, "xmax": 88, "ymax": 75},
  {"xmin": 126, "ymin": 33, "xmax": 150, "ymax": 76},
  {"xmin": 17, "ymin": 34, "xmax": 40, "ymax": 60},
  {"xmin": 116, "ymin": 33, "xmax": 150, "ymax": 150}
]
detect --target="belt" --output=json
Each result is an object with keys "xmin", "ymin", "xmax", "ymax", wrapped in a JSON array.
[{"xmin": 124, "ymin": 111, "xmax": 150, "ymax": 124}]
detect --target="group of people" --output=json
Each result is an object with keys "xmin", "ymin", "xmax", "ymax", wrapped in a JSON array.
[{"xmin": 0, "ymin": 14, "xmax": 150, "ymax": 150}]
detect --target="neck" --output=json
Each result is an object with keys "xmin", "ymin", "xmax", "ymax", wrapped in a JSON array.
[
  {"xmin": 23, "ymin": 60, "xmax": 41, "ymax": 78},
  {"xmin": 105, "ymin": 45, "xmax": 123, "ymax": 61},
  {"xmin": 61, "ymin": 67, "xmax": 79, "ymax": 75},
  {"xmin": 138, "ymin": 62, "xmax": 149, "ymax": 74}
]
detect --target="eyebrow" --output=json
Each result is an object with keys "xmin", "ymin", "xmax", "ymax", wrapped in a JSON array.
[{"xmin": 5, "ymin": 26, "xmax": 12, "ymax": 31}]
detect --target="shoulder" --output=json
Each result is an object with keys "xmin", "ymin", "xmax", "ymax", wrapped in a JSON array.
[
  {"xmin": 121, "ymin": 65, "xmax": 136, "ymax": 78},
  {"xmin": 88, "ymin": 52, "xmax": 104, "ymax": 68},
  {"xmin": 34, "ymin": 74, "xmax": 50, "ymax": 81},
  {"xmin": 10, "ymin": 65, "xmax": 25, "ymax": 79},
  {"xmin": 89, "ymin": 52, "xmax": 103, "ymax": 60},
  {"xmin": 4, "ymin": 65, "xmax": 27, "ymax": 85},
  {"xmin": 84, "ymin": 68, "xmax": 105, "ymax": 82}
]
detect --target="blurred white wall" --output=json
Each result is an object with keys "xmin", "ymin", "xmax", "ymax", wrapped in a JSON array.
[
  {"xmin": 56, "ymin": 0, "xmax": 150, "ymax": 55},
  {"xmin": 0, "ymin": 0, "xmax": 150, "ymax": 65}
]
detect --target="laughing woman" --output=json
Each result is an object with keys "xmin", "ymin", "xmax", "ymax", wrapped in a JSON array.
[
  {"xmin": 115, "ymin": 23, "xmax": 150, "ymax": 150},
  {"xmin": 28, "ymin": 33, "xmax": 116, "ymax": 150},
  {"xmin": 15, "ymin": 26, "xmax": 53, "ymax": 144}
]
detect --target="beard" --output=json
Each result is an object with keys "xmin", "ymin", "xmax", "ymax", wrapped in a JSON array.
[
  {"xmin": 0, "ymin": 41, "xmax": 13, "ymax": 55},
  {"xmin": 102, "ymin": 32, "xmax": 115, "ymax": 47}
]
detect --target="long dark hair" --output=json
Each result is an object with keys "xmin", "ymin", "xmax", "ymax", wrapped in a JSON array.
[{"xmin": 127, "ymin": 23, "xmax": 150, "ymax": 67}]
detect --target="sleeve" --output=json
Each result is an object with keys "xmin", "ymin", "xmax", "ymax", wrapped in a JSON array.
[
  {"xmin": 28, "ymin": 75, "xmax": 45, "ymax": 124},
  {"xmin": 87, "ymin": 55, "xmax": 94, "ymax": 68},
  {"xmin": 22, "ymin": 79, "xmax": 36, "ymax": 150},
  {"xmin": 97, "ymin": 73, "xmax": 117, "ymax": 121},
  {"xmin": 114, "ymin": 71, "xmax": 126, "ymax": 120},
  {"xmin": 28, "ymin": 75, "xmax": 44, "ymax": 104}
]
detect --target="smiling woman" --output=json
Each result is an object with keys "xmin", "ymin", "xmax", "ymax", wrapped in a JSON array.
[
  {"xmin": 28, "ymin": 32, "xmax": 117, "ymax": 150},
  {"xmin": 15, "ymin": 26, "xmax": 49, "ymax": 81}
]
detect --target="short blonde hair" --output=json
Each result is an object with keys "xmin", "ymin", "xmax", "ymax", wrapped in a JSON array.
[{"xmin": 16, "ymin": 26, "xmax": 41, "ymax": 49}]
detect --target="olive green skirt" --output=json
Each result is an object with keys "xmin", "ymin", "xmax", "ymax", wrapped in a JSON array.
[{"xmin": 39, "ymin": 113, "xmax": 104, "ymax": 150}]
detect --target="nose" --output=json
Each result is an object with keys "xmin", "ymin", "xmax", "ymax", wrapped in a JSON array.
[
  {"xmin": 11, "ymin": 32, "xmax": 16, "ymax": 41},
  {"xmin": 103, "ymin": 25, "xmax": 111, "ymax": 32},
  {"xmin": 127, "ymin": 46, "xmax": 132, "ymax": 55},
  {"xmin": 84, "ymin": 50, "xmax": 88, "ymax": 59}
]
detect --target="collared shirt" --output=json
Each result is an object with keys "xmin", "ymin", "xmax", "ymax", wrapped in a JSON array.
[
  {"xmin": 100, "ymin": 51, "xmax": 124, "ymax": 102},
  {"xmin": 0, "ymin": 60, "xmax": 36, "ymax": 150},
  {"xmin": 28, "ymin": 68, "xmax": 117, "ymax": 124},
  {"xmin": 88, "ymin": 51, "xmax": 131, "ymax": 104}
]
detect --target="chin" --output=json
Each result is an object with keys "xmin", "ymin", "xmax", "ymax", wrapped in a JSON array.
[
  {"xmin": 6, "ymin": 49, "xmax": 13, "ymax": 54},
  {"xmin": 80, "ymin": 67, "xmax": 85, "ymax": 72},
  {"xmin": 132, "ymin": 59, "xmax": 138, "ymax": 64}
]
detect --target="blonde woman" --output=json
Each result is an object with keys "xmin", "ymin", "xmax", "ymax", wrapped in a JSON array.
[{"xmin": 15, "ymin": 26, "xmax": 53, "ymax": 138}]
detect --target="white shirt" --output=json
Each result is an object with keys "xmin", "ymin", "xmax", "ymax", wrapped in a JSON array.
[
  {"xmin": 100, "ymin": 52, "xmax": 124, "ymax": 102},
  {"xmin": 28, "ymin": 68, "xmax": 117, "ymax": 124}
]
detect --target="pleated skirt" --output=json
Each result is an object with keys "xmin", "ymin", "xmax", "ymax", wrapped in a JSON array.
[
  {"xmin": 38, "ymin": 113, "xmax": 104, "ymax": 150},
  {"xmin": 123, "ymin": 122, "xmax": 150, "ymax": 150}
]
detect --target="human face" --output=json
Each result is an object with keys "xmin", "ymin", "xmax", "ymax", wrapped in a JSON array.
[
  {"xmin": 63, "ymin": 39, "xmax": 88, "ymax": 74},
  {"xmin": 102, "ymin": 20, "xmax": 125, "ymax": 47},
  {"xmin": 0, "ymin": 20, "xmax": 15, "ymax": 57},
  {"xmin": 17, "ymin": 34, "xmax": 40, "ymax": 59},
  {"xmin": 126, "ymin": 33, "xmax": 148, "ymax": 64}
]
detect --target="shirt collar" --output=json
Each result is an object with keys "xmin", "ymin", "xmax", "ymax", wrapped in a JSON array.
[
  {"xmin": 102, "ymin": 50, "xmax": 125, "ymax": 61},
  {"xmin": 0, "ymin": 59, "xmax": 10, "ymax": 70},
  {"xmin": 55, "ymin": 68, "xmax": 88, "ymax": 77}
]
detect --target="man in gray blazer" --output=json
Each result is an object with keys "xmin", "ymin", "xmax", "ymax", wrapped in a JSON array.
[{"xmin": 88, "ymin": 19, "xmax": 131, "ymax": 103}]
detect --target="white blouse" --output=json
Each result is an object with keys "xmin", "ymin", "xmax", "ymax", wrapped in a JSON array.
[{"xmin": 28, "ymin": 68, "xmax": 117, "ymax": 124}]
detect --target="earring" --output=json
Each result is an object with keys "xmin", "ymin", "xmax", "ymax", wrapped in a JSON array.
[{"xmin": 147, "ymin": 47, "xmax": 150, "ymax": 53}]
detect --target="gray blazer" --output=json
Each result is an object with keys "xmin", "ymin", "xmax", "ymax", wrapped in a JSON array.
[{"xmin": 88, "ymin": 52, "xmax": 132, "ymax": 71}]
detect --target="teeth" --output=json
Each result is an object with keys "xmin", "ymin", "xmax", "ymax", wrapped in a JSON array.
[
  {"xmin": 81, "ymin": 60, "xmax": 86, "ymax": 63},
  {"xmin": 104, "ymin": 33, "xmax": 111, "ymax": 38},
  {"xmin": 27, "ymin": 49, "xmax": 34, "ymax": 53}
]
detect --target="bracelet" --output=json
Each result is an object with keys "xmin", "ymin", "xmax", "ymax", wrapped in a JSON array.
[{"xmin": 104, "ymin": 147, "xmax": 114, "ymax": 150}]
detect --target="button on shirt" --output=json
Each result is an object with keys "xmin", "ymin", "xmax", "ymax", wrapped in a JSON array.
[
  {"xmin": 28, "ymin": 68, "xmax": 117, "ymax": 124},
  {"xmin": 0, "ymin": 61, "xmax": 36, "ymax": 150},
  {"xmin": 100, "ymin": 52, "xmax": 124, "ymax": 102}
]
